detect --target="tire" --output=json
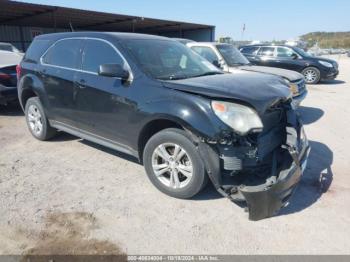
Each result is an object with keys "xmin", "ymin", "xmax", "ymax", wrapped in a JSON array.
[
  {"xmin": 143, "ymin": 128, "xmax": 208, "ymax": 199},
  {"xmin": 302, "ymin": 67, "xmax": 321, "ymax": 84},
  {"xmin": 25, "ymin": 97, "xmax": 57, "ymax": 141}
]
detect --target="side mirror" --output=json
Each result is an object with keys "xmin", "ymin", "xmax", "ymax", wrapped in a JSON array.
[
  {"xmin": 291, "ymin": 53, "xmax": 299, "ymax": 60},
  {"xmin": 98, "ymin": 64, "xmax": 130, "ymax": 80}
]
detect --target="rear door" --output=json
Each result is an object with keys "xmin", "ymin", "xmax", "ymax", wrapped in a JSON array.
[
  {"xmin": 40, "ymin": 38, "xmax": 83, "ymax": 126},
  {"xmin": 239, "ymin": 46, "xmax": 260, "ymax": 64},
  {"xmin": 255, "ymin": 46, "xmax": 277, "ymax": 67},
  {"xmin": 73, "ymin": 38, "xmax": 133, "ymax": 145}
]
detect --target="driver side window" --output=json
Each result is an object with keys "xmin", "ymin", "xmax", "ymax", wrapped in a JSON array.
[
  {"xmin": 82, "ymin": 39, "xmax": 124, "ymax": 73},
  {"xmin": 277, "ymin": 47, "xmax": 298, "ymax": 58},
  {"xmin": 191, "ymin": 46, "xmax": 219, "ymax": 64}
]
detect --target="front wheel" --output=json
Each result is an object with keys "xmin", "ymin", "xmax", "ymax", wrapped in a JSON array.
[
  {"xmin": 302, "ymin": 67, "xmax": 321, "ymax": 84},
  {"xmin": 143, "ymin": 128, "xmax": 208, "ymax": 199}
]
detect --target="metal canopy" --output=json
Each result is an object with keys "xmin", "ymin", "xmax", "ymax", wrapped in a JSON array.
[{"xmin": 0, "ymin": 1, "xmax": 214, "ymax": 34}]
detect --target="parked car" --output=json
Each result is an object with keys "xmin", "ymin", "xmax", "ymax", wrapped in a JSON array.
[
  {"xmin": 18, "ymin": 32, "xmax": 309, "ymax": 220},
  {"xmin": 172, "ymin": 38, "xmax": 195, "ymax": 45},
  {"xmin": 0, "ymin": 42, "xmax": 22, "ymax": 53},
  {"xmin": 240, "ymin": 44, "xmax": 339, "ymax": 84},
  {"xmin": 0, "ymin": 42, "xmax": 24, "ymax": 104},
  {"xmin": 187, "ymin": 42, "xmax": 307, "ymax": 107},
  {"xmin": 0, "ymin": 64, "xmax": 17, "ymax": 105}
]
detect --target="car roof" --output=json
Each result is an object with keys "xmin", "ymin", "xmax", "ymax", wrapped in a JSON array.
[
  {"xmin": 240, "ymin": 44, "xmax": 296, "ymax": 49},
  {"xmin": 187, "ymin": 42, "xmax": 231, "ymax": 47},
  {"xmin": 35, "ymin": 32, "xmax": 172, "ymax": 42}
]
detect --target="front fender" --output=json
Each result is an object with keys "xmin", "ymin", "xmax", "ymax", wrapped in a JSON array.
[{"xmin": 139, "ymin": 94, "xmax": 229, "ymax": 140}]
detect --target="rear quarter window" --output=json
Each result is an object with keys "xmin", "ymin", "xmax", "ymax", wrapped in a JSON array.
[{"xmin": 24, "ymin": 39, "xmax": 52, "ymax": 63}]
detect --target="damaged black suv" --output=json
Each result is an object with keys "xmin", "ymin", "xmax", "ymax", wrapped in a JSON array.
[{"xmin": 18, "ymin": 32, "xmax": 310, "ymax": 220}]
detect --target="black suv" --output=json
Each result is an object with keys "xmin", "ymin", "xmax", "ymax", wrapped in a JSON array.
[
  {"xmin": 18, "ymin": 32, "xmax": 309, "ymax": 220},
  {"xmin": 240, "ymin": 44, "xmax": 339, "ymax": 84}
]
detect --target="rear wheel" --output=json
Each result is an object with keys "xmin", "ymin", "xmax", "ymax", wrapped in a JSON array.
[
  {"xmin": 143, "ymin": 128, "xmax": 208, "ymax": 199},
  {"xmin": 25, "ymin": 97, "xmax": 57, "ymax": 140},
  {"xmin": 302, "ymin": 67, "xmax": 321, "ymax": 84}
]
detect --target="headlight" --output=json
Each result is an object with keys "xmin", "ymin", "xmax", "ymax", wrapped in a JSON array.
[
  {"xmin": 211, "ymin": 101, "xmax": 263, "ymax": 135},
  {"xmin": 319, "ymin": 61, "xmax": 333, "ymax": 68}
]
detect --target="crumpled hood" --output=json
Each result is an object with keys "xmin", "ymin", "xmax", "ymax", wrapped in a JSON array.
[
  {"xmin": 234, "ymin": 65, "xmax": 304, "ymax": 82},
  {"xmin": 162, "ymin": 71, "xmax": 291, "ymax": 114}
]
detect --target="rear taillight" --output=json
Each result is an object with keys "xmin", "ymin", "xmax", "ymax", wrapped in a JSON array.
[
  {"xmin": 16, "ymin": 64, "xmax": 22, "ymax": 78},
  {"xmin": 0, "ymin": 73, "xmax": 11, "ymax": 79}
]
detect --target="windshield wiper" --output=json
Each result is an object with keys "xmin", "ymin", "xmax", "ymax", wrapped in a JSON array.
[{"xmin": 191, "ymin": 71, "xmax": 224, "ymax": 78}]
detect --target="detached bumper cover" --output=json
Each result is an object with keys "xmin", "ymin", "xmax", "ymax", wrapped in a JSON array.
[
  {"xmin": 239, "ymin": 138, "xmax": 310, "ymax": 220},
  {"xmin": 198, "ymin": 104, "xmax": 310, "ymax": 221},
  {"xmin": 238, "ymin": 109, "xmax": 310, "ymax": 220}
]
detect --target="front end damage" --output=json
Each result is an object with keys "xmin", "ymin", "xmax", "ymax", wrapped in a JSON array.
[{"xmin": 197, "ymin": 101, "xmax": 310, "ymax": 221}]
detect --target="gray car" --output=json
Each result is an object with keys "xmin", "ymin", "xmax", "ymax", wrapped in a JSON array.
[{"xmin": 187, "ymin": 42, "xmax": 307, "ymax": 107}]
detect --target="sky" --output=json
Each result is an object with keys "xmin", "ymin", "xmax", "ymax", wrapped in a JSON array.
[{"xmin": 17, "ymin": 0, "xmax": 350, "ymax": 41}]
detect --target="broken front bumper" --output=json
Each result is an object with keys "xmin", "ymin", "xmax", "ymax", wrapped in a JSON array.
[
  {"xmin": 239, "ymin": 129, "xmax": 310, "ymax": 221},
  {"xmin": 198, "ymin": 105, "xmax": 310, "ymax": 221}
]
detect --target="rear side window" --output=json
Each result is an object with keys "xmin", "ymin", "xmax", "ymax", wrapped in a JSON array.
[
  {"xmin": 240, "ymin": 46, "xmax": 259, "ymax": 55},
  {"xmin": 191, "ymin": 46, "xmax": 218, "ymax": 64},
  {"xmin": 24, "ymin": 39, "xmax": 51, "ymax": 63},
  {"xmin": 42, "ymin": 39, "xmax": 82, "ymax": 69},
  {"xmin": 82, "ymin": 39, "xmax": 124, "ymax": 73},
  {"xmin": 257, "ymin": 47, "xmax": 275, "ymax": 57}
]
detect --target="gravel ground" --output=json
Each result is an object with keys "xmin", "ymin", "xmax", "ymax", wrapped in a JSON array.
[{"xmin": 0, "ymin": 55, "xmax": 349, "ymax": 255}]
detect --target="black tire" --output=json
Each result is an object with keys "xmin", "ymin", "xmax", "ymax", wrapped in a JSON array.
[
  {"xmin": 302, "ymin": 67, "xmax": 321, "ymax": 84},
  {"xmin": 25, "ymin": 97, "xmax": 57, "ymax": 141},
  {"xmin": 143, "ymin": 128, "xmax": 208, "ymax": 199}
]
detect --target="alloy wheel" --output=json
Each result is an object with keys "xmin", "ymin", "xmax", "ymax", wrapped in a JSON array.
[
  {"xmin": 27, "ymin": 104, "xmax": 43, "ymax": 136},
  {"xmin": 151, "ymin": 143, "xmax": 193, "ymax": 189},
  {"xmin": 303, "ymin": 69, "xmax": 317, "ymax": 83}
]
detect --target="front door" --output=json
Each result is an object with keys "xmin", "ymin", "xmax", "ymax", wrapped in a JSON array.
[
  {"xmin": 73, "ymin": 39, "xmax": 135, "ymax": 147},
  {"xmin": 275, "ymin": 47, "xmax": 306, "ymax": 72}
]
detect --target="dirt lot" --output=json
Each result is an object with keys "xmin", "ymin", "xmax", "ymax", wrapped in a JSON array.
[{"xmin": 0, "ymin": 55, "xmax": 350, "ymax": 255}]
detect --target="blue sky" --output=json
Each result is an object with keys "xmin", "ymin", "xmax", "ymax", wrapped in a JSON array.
[{"xmin": 17, "ymin": 0, "xmax": 350, "ymax": 40}]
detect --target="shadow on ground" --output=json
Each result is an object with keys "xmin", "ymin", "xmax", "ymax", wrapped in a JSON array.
[
  {"xmin": 0, "ymin": 102, "xmax": 23, "ymax": 116},
  {"xmin": 279, "ymin": 140, "xmax": 333, "ymax": 216},
  {"xmin": 298, "ymin": 106, "xmax": 324, "ymax": 125},
  {"xmin": 321, "ymin": 79, "xmax": 346, "ymax": 85}
]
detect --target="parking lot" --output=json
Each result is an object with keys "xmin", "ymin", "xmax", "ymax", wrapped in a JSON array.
[{"xmin": 0, "ymin": 54, "xmax": 349, "ymax": 255}]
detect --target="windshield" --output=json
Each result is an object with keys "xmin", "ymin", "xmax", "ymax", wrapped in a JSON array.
[
  {"xmin": 216, "ymin": 44, "xmax": 250, "ymax": 66},
  {"xmin": 123, "ymin": 39, "xmax": 222, "ymax": 80},
  {"xmin": 294, "ymin": 47, "xmax": 312, "ymax": 58}
]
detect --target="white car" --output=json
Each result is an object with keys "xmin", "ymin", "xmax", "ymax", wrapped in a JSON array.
[
  {"xmin": 186, "ymin": 42, "xmax": 307, "ymax": 107},
  {"xmin": 0, "ymin": 42, "xmax": 24, "ymax": 67}
]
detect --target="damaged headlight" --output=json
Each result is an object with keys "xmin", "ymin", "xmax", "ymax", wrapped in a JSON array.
[{"xmin": 211, "ymin": 101, "xmax": 263, "ymax": 135}]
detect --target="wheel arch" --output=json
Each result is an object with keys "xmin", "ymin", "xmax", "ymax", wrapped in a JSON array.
[
  {"xmin": 137, "ymin": 118, "xmax": 185, "ymax": 162},
  {"xmin": 18, "ymin": 73, "xmax": 47, "ymax": 110}
]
